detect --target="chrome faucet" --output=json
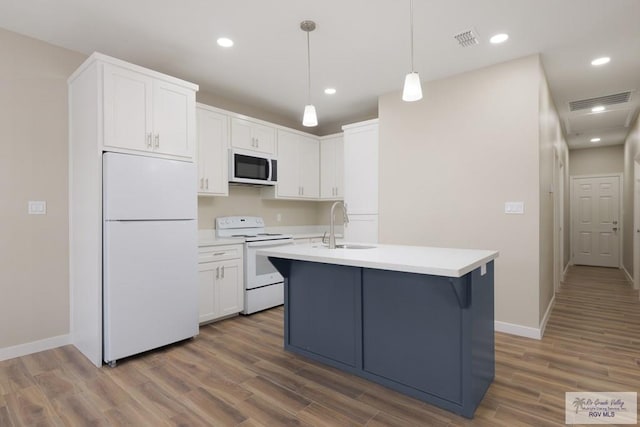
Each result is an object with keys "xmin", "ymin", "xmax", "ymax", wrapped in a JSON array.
[{"xmin": 329, "ymin": 201, "xmax": 349, "ymax": 249}]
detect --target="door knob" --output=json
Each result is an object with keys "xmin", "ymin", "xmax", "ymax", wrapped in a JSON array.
[{"xmin": 612, "ymin": 227, "xmax": 618, "ymax": 231}]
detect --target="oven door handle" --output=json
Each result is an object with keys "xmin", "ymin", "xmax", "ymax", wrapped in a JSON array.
[{"xmin": 246, "ymin": 239, "xmax": 294, "ymax": 248}]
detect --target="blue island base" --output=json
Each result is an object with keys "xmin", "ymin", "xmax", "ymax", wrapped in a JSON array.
[{"xmin": 269, "ymin": 258, "xmax": 495, "ymax": 419}]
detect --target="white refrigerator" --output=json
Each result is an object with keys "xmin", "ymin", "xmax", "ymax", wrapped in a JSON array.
[{"xmin": 103, "ymin": 152, "xmax": 198, "ymax": 366}]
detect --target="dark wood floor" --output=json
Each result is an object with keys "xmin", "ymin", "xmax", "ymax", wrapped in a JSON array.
[{"xmin": 1, "ymin": 265, "xmax": 639, "ymax": 426}]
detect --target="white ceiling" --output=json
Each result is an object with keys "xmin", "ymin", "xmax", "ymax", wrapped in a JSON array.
[{"xmin": 0, "ymin": 0, "xmax": 639, "ymax": 145}]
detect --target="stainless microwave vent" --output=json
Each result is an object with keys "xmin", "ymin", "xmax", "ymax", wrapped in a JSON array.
[
  {"xmin": 453, "ymin": 28, "xmax": 479, "ymax": 47},
  {"xmin": 569, "ymin": 91, "xmax": 632, "ymax": 111}
]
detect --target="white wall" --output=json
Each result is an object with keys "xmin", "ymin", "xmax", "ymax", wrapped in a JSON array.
[
  {"xmin": 569, "ymin": 145, "xmax": 624, "ymax": 176},
  {"xmin": 538, "ymin": 61, "xmax": 569, "ymax": 322},
  {"xmin": 0, "ymin": 28, "xmax": 85, "ymax": 350},
  {"xmin": 623, "ymin": 117, "xmax": 640, "ymax": 276},
  {"xmin": 198, "ymin": 186, "xmax": 328, "ymax": 229},
  {"xmin": 379, "ymin": 55, "xmax": 543, "ymax": 329}
]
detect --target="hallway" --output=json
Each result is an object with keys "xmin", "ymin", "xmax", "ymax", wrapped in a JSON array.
[{"xmin": 489, "ymin": 265, "xmax": 640, "ymax": 425}]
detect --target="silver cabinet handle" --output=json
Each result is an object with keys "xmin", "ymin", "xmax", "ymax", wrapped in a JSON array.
[
  {"xmin": 205, "ymin": 178, "xmax": 209, "ymax": 190},
  {"xmin": 214, "ymin": 252, "xmax": 225, "ymax": 256},
  {"xmin": 221, "ymin": 266, "xmax": 225, "ymax": 278},
  {"xmin": 216, "ymin": 266, "xmax": 220, "ymax": 279},
  {"xmin": 154, "ymin": 134, "xmax": 160, "ymax": 149},
  {"xmin": 146, "ymin": 133, "xmax": 153, "ymax": 148},
  {"xmin": 200, "ymin": 178, "xmax": 204, "ymax": 189},
  {"xmin": 301, "ymin": 186, "xmax": 304, "ymax": 196}
]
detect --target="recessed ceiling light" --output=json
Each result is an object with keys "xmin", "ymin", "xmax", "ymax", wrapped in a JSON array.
[
  {"xmin": 489, "ymin": 33, "xmax": 509, "ymax": 44},
  {"xmin": 591, "ymin": 106, "xmax": 605, "ymax": 113},
  {"xmin": 591, "ymin": 57, "xmax": 610, "ymax": 66},
  {"xmin": 324, "ymin": 88, "xmax": 336, "ymax": 95},
  {"xmin": 216, "ymin": 37, "xmax": 234, "ymax": 48},
  {"xmin": 590, "ymin": 137, "xmax": 601, "ymax": 143}
]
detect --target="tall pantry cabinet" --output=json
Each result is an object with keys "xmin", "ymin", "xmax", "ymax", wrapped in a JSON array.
[
  {"xmin": 68, "ymin": 52, "xmax": 198, "ymax": 367},
  {"xmin": 343, "ymin": 119, "xmax": 379, "ymax": 243}
]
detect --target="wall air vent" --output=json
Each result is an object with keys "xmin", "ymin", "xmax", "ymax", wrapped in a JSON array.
[
  {"xmin": 569, "ymin": 91, "xmax": 632, "ymax": 111},
  {"xmin": 453, "ymin": 29, "xmax": 479, "ymax": 47}
]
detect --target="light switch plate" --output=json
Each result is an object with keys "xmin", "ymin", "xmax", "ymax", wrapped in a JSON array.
[
  {"xmin": 505, "ymin": 201, "xmax": 524, "ymax": 214},
  {"xmin": 28, "ymin": 201, "xmax": 47, "ymax": 215}
]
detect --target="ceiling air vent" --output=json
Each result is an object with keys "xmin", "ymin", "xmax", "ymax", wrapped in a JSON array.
[
  {"xmin": 453, "ymin": 29, "xmax": 479, "ymax": 47},
  {"xmin": 569, "ymin": 91, "xmax": 632, "ymax": 111}
]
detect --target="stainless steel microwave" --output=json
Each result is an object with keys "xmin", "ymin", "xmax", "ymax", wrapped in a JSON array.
[{"xmin": 229, "ymin": 149, "xmax": 277, "ymax": 186}]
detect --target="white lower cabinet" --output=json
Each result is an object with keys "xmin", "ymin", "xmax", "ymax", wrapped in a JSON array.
[{"xmin": 198, "ymin": 245, "xmax": 244, "ymax": 323}]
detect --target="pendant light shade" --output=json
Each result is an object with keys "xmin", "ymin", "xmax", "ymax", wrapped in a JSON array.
[
  {"xmin": 402, "ymin": 0, "xmax": 423, "ymax": 102},
  {"xmin": 301, "ymin": 20, "xmax": 318, "ymax": 127},
  {"xmin": 402, "ymin": 72, "xmax": 423, "ymax": 102},
  {"xmin": 303, "ymin": 104, "xmax": 318, "ymax": 127}
]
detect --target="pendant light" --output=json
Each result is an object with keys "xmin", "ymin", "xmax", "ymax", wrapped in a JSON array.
[
  {"xmin": 402, "ymin": 0, "xmax": 423, "ymax": 102},
  {"xmin": 301, "ymin": 20, "xmax": 318, "ymax": 127}
]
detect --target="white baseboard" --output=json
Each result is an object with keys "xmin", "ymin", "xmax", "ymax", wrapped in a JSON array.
[
  {"xmin": 0, "ymin": 334, "xmax": 70, "ymax": 362},
  {"xmin": 539, "ymin": 295, "xmax": 556, "ymax": 338},
  {"xmin": 622, "ymin": 265, "xmax": 633, "ymax": 284},
  {"xmin": 563, "ymin": 262, "xmax": 571, "ymax": 278},
  {"xmin": 495, "ymin": 321, "xmax": 542, "ymax": 340}
]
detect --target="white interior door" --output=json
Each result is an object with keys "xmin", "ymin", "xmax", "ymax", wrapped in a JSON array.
[{"xmin": 571, "ymin": 175, "xmax": 620, "ymax": 267}]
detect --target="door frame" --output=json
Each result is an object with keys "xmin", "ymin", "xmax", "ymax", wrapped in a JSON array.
[
  {"xmin": 569, "ymin": 173, "xmax": 623, "ymax": 268},
  {"xmin": 634, "ymin": 159, "xmax": 640, "ymax": 290},
  {"xmin": 553, "ymin": 150, "xmax": 565, "ymax": 292}
]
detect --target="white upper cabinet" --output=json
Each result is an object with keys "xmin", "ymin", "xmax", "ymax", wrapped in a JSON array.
[
  {"xmin": 264, "ymin": 129, "xmax": 319, "ymax": 200},
  {"xmin": 343, "ymin": 120, "xmax": 378, "ymax": 214},
  {"xmin": 102, "ymin": 62, "xmax": 197, "ymax": 159},
  {"xmin": 320, "ymin": 134, "xmax": 344, "ymax": 200},
  {"xmin": 230, "ymin": 117, "xmax": 276, "ymax": 155},
  {"xmin": 196, "ymin": 105, "xmax": 229, "ymax": 196}
]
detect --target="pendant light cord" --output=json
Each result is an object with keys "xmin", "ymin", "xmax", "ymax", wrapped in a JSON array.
[
  {"xmin": 409, "ymin": 0, "xmax": 415, "ymax": 72},
  {"xmin": 307, "ymin": 31, "xmax": 312, "ymax": 104}
]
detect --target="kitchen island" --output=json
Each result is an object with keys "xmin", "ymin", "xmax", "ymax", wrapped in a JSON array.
[{"xmin": 259, "ymin": 243, "xmax": 499, "ymax": 418}]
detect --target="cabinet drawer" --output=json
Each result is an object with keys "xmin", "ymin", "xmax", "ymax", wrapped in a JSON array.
[{"xmin": 198, "ymin": 245, "xmax": 242, "ymax": 263}]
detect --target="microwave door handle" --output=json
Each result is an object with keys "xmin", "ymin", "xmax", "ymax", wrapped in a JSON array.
[{"xmin": 266, "ymin": 159, "xmax": 271, "ymax": 182}]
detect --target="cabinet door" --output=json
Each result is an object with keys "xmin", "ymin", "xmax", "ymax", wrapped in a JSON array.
[
  {"xmin": 230, "ymin": 118, "xmax": 275, "ymax": 155},
  {"xmin": 298, "ymin": 135, "xmax": 319, "ymax": 198},
  {"xmin": 197, "ymin": 108, "xmax": 229, "ymax": 196},
  {"xmin": 334, "ymin": 136, "xmax": 344, "ymax": 198},
  {"xmin": 198, "ymin": 262, "xmax": 217, "ymax": 323},
  {"xmin": 230, "ymin": 118, "xmax": 254, "ymax": 151},
  {"xmin": 320, "ymin": 138, "xmax": 336, "ymax": 199},
  {"xmin": 153, "ymin": 80, "xmax": 195, "ymax": 159},
  {"xmin": 103, "ymin": 64, "xmax": 153, "ymax": 152},
  {"xmin": 217, "ymin": 259, "xmax": 243, "ymax": 317},
  {"xmin": 275, "ymin": 130, "xmax": 301, "ymax": 198},
  {"xmin": 251, "ymin": 122, "xmax": 276, "ymax": 154},
  {"xmin": 344, "ymin": 124, "xmax": 378, "ymax": 214},
  {"xmin": 320, "ymin": 136, "xmax": 343, "ymax": 199}
]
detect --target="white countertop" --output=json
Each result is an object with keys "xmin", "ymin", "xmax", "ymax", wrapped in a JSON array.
[{"xmin": 258, "ymin": 243, "xmax": 499, "ymax": 278}]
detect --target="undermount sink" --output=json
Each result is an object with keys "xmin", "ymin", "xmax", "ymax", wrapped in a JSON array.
[{"xmin": 335, "ymin": 244, "xmax": 376, "ymax": 250}]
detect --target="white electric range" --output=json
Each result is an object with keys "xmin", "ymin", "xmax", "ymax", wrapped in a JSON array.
[{"xmin": 215, "ymin": 216, "xmax": 294, "ymax": 314}]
